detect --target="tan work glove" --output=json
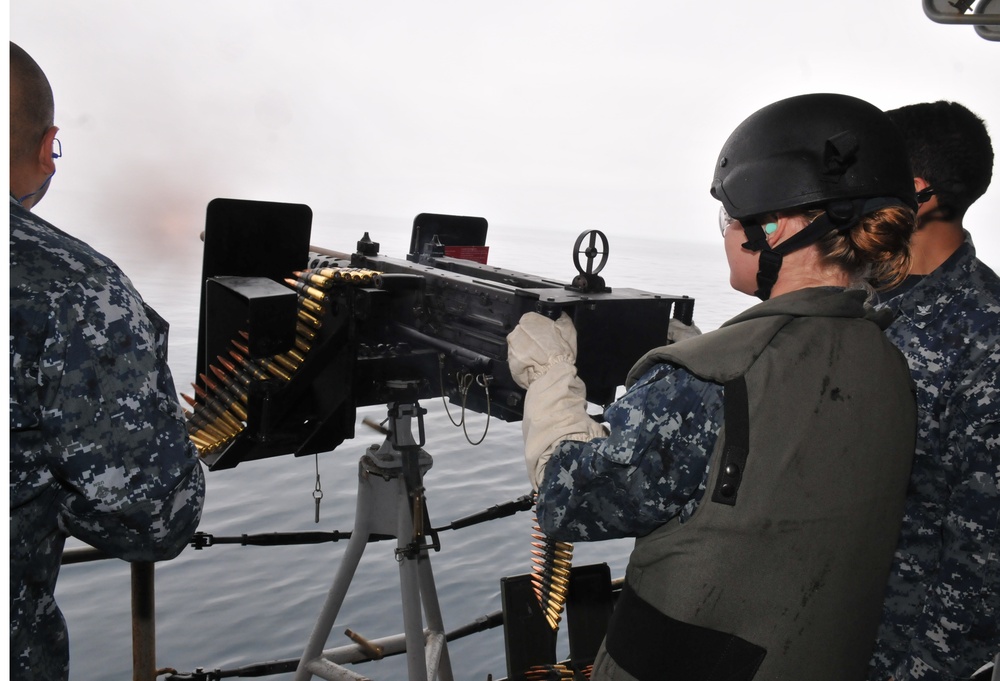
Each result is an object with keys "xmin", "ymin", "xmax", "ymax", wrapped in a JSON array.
[
  {"xmin": 667, "ymin": 318, "xmax": 702, "ymax": 344},
  {"xmin": 507, "ymin": 312, "xmax": 606, "ymax": 489}
]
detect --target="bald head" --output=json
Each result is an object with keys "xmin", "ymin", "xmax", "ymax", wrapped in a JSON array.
[{"xmin": 10, "ymin": 42, "xmax": 54, "ymax": 166}]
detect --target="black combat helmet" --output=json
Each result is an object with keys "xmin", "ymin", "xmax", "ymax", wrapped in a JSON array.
[
  {"xmin": 710, "ymin": 93, "xmax": 917, "ymax": 300},
  {"xmin": 711, "ymin": 93, "xmax": 917, "ymax": 218}
]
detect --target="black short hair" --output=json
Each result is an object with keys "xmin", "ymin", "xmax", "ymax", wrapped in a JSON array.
[{"xmin": 886, "ymin": 101, "xmax": 993, "ymax": 220}]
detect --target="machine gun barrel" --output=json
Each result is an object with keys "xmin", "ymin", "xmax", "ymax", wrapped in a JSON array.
[
  {"xmin": 372, "ymin": 273, "xmax": 425, "ymax": 291},
  {"xmin": 392, "ymin": 324, "xmax": 494, "ymax": 374}
]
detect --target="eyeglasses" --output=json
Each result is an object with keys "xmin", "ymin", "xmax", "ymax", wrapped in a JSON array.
[
  {"xmin": 718, "ymin": 205, "xmax": 738, "ymax": 236},
  {"xmin": 719, "ymin": 205, "xmax": 783, "ymax": 238},
  {"xmin": 52, "ymin": 137, "xmax": 62, "ymax": 160}
]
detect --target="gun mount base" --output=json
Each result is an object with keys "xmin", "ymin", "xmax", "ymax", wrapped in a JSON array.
[{"xmin": 294, "ymin": 395, "xmax": 453, "ymax": 681}]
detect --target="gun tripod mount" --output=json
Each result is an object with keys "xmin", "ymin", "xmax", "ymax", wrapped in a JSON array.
[{"xmin": 295, "ymin": 381, "xmax": 453, "ymax": 681}]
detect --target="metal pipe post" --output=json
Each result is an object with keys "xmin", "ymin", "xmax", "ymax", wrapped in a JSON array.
[{"xmin": 131, "ymin": 561, "xmax": 156, "ymax": 681}]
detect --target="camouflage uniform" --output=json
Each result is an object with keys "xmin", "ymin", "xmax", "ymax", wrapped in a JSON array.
[
  {"xmin": 870, "ymin": 235, "xmax": 1000, "ymax": 680},
  {"xmin": 9, "ymin": 197, "xmax": 206, "ymax": 681},
  {"xmin": 535, "ymin": 359, "xmax": 723, "ymax": 541}
]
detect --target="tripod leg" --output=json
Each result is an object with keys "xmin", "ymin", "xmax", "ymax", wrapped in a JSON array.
[
  {"xmin": 417, "ymin": 552, "xmax": 454, "ymax": 681},
  {"xmin": 395, "ymin": 477, "xmax": 453, "ymax": 681},
  {"xmin": 295, "ymin": 468, "xmax": 376, "ymax": 681},
  {"xmin": 397, "ymin": 479, "xmax": 430, "ymax": 681}
]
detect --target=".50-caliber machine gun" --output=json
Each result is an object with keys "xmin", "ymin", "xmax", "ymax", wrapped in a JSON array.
[
  {"xmin": 188, "ymin": 197, "xmax": 696, "ymax": 680},
  {"xmin": 191, "ymin": 198, "xmax": 694, "ymax": 471}
]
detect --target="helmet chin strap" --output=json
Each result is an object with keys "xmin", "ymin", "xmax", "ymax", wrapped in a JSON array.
[
  {"xmin": 740, "ymin": 221, "xmax": 782, "ymax": 300},
  {"xmin": 741, "ymin": 197, "xmax": 909, "ymax": 300}
]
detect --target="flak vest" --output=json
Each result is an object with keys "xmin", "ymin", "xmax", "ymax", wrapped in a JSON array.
[{"xmin": 593, "ymin": 288, "xmax": 915, "ymax": 681}]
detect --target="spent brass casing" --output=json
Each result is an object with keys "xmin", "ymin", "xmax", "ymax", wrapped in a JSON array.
[
  {"xmin": 361, "ymin": 417, "xmax": 392, "ymax": 436},
  {"xmin": 344, "ymin": 628, "xmax": 384, "ymax": 660},
  {"xmin": 525, "ymin": 668, "xmax": 572, "ymax": 681}
]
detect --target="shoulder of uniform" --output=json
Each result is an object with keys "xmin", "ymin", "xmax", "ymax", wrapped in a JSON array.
[{"xmin": 11, "ymin": 211, "xmax": 126, "ymax": 297}]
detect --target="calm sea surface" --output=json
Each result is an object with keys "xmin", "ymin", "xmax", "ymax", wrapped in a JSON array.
[{"xmin": 56, "ymin": 215, "xmax": 751, "ymax": 680}]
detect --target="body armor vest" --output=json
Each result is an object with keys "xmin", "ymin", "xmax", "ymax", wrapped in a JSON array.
[{"xmin": 594, "ymin": 288, "xmax": 915, "ymax": 681}]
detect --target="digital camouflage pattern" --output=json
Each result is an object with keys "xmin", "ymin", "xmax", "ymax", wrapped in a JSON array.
[
  {"xmin": 9, "ymin": 197, "xmax": 206, "ymax": 681},
  {"xmin": 535, "ymin": 353, "xmax": 724, "ymax": 541},
  {"xmin": 870, "ymin": 235, "xmax": 1000, "ymax": 680}
]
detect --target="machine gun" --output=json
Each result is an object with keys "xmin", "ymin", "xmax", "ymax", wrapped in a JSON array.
[{"xmin": 192, "ymin": 198, "xmax": 694, "ymax": 470}]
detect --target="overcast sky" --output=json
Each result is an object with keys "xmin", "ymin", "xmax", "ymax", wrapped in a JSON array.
[{"xmin": 11, "ymin": 1, "xmax": 1000, "ymax": 270}]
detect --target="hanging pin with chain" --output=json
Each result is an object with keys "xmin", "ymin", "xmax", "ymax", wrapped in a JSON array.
[{"xmin": 313, "ymin": 454, "xmax": 324, "ymax": 523}]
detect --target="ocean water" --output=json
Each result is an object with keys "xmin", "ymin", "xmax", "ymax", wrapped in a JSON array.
[{"xmin": 54, "ymin": 215, "xmax": 752, "ymax": 680}]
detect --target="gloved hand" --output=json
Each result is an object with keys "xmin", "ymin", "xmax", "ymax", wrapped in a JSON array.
[
  {"xmin": 507, "ymin": 311, "xmax": 578, "ymax": 389},
  {"xmin": 667, "ymin": 318, "xmax": 702, "ymax": 344},
  {"xmin": 507, "ymin": 313, "xmax": 606, "ymax": 489}
]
